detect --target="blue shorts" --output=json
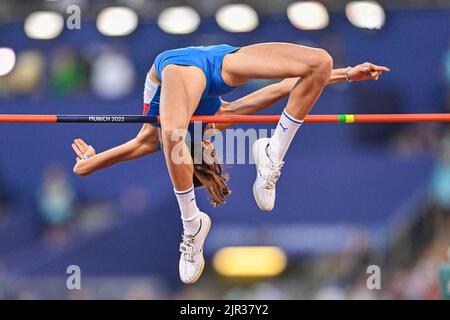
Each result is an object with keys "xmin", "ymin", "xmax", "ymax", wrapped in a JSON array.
[
  {"xmin": 154, "ymin": 44, "xmax": 240, "ymax": 97},
  {"xmin": 145, "ymin": 94, "xmax": 222, "ymax": 138},
  {"xmin": 145, "ymin": 44, "xmax": 240, "ymax": 139}
]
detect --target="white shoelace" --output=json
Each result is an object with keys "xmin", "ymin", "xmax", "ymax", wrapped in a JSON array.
[
  {"xmin": 263, "ymin": 161, "xmax": 284, "ymax": 189},
  {"xmin": 179, "ymin": 233, "xmax": 195, "ymax": 262}
]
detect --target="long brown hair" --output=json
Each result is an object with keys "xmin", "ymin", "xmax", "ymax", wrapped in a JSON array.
[{"xmin": 191, "ymin": 140, "xmax": 231, "ymax": 207}]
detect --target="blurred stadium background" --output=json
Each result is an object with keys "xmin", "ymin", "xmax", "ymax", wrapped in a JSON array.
[{"xmin": 0, "ymin": 0, "xmax": 449, "ymax": 299}]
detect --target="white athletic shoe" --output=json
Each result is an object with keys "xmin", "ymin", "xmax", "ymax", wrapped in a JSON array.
[
  {"xmin": 179, "ymin": 212, "xmax": 211, "ymax": 284},
  {"xmin": 252, "ymin": 138, "xmax": 284, "ymax": 211}
]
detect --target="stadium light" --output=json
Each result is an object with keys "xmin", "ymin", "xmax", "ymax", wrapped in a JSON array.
[
  {"xmin": 24, "ymin": 11, "xmax": 64, "ymax": 40},
  {"xmin": 213, "ymin": 246, "xmax": 287, "ymax": 277},
  {"xmin": 157, "ymin": 6, "xmax": 200, "ymax": 35},
  {"xmin": 287, "ymin": 1, "xmax": 329, "ymax": 30},
  {"xmin": 346, "ymin": 1, "xmax": 385, "ymax": 30},
  {"xmin": 215, "ymin": 4, "xmax": 259, "ymax": 33},
  {"xmin": 0, "ymin": 48, "xmax": 16, "ymax": 76},
  {"xmin": 97, "ymin": 7, "xmax": 139, "ymax": 36},
  {"xmin": 91, "ymin": 51, "xmax": 135, "ymax": 100}
]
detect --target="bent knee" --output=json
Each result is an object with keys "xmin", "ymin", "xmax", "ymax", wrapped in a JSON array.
[
  {"xmin": 321, "ymin": 49, "xmax": 333, "ymax": 69},
  {"xmin": 290, "ymin": 48, "xmax": 333, "ymax": 80},
  {"xmin": 317, "ymin": 49, "xmax": 333, "ymax": 68},
  {"xmin": 161, "ymin": 126, "xmax": 188, "ymax": 146},
  {"xmin": 311, "ymin": 49, "xmax": 333, "ymax": 79}
]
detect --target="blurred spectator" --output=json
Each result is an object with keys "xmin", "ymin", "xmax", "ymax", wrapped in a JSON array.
[
  {"xmin": 429, "ymin": 128, "xmax": 450, "ymax": 211},
  {"xmin": 0, "ymin": 50, "xmax": 45, "ymax": 98},
  {"xmin": 50, "ymin": 47, "xmax": 90, "ymax": 97},
  {"xmin": 0, "ymin": 169, "xmax": 12, "ymax": 224},
  {"xmin": 444, "ymin": 41, "xmax": 450, "ymax": 111},
  {"xmin": 37, "ymin": 163, "xmax": 76, "ymax": 247}
]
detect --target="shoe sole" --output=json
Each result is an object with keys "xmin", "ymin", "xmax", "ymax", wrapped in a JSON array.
[
  {"xmin": 182, "ymin": 215, "xmax": 211, "ymax": 285},
  {"xmin": 252, "ymin": 140, "xmax": 273, "ymax": 212},
  {"xmin": 184, "ymin": 257, "xmax": 205, "ymax": 285}
]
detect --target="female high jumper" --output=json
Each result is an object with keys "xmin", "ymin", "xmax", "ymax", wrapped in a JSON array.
[{"xmin": 70, "ymin": 43, "xmax": 389, "ymax": 284}]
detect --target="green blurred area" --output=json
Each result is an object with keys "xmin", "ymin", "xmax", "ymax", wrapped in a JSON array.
[{"xmin": 440, "ymin": 263, "xmax": 450, "ymax": 299}]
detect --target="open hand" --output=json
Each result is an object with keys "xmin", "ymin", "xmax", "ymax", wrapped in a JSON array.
[{"xmin": 72, "ymin": 138, "xmax": 96, "ymax": 162}]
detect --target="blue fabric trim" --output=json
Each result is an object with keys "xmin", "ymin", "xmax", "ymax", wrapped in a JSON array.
[
  {"xmin": 174, "ymin": 185, "xmax": 194, "ymax": 195},
  {"xmin": 282, "ymin": 110, "xmax": 304, "ymax": 125}
]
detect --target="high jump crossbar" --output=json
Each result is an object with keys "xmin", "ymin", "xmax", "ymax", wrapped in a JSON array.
[{"xmin": 1, "ymin": 114, "xmax": 450, "ymax": 124}]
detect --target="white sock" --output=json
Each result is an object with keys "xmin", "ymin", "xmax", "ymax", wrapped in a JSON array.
[
  {"xmin": 269, "ymin": 109, "xmax": 303, "ymax": 162},
  {"xmin": 174, "ymin": 185, "xmax": 201, "ymax": 234}
]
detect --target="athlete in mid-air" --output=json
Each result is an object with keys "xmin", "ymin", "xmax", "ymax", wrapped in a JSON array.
[{"xmin": 70, "ymin": 43, "xmax": 389, "ymax": 284}]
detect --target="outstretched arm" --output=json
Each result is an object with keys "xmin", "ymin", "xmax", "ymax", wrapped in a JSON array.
[
  {"xmin": 210, "ymin": 62, "xmax": 390, "ymax": 130},
  {"xmin": 280, "ymin": 62, "xmax": 390, "ymax": 91},
  {"xmin": 328, "ymin": 62, "xmax": 390, "ymax": 85},
  {"xmin": 72, "ymin": 123, "xmax": 160, "ymax": 176}
]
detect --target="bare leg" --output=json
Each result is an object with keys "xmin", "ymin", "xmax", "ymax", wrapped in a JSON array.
[
  {"xmin": 222, "ymin": 42, "xmax": 333, "ymax": 211},
  {"xmin": 159, "ymin": 65, "xmax": 206, "ymax": 191},
  {"xmin": 222, "ymin": 42, "xmax": 333, "ymax": 120},
  {"xmin": 160, "ymin": 65, "xmax": 212, "ymax": 284},
  {"xmin": 223, "ymin": 42, "xmax": 333, "ymax": 159}
]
